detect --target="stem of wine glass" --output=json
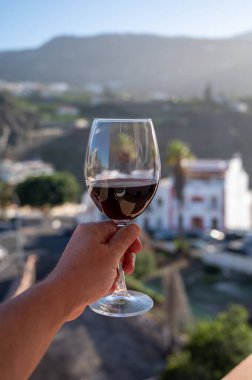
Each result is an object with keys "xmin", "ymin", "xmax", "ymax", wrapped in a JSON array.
[{"xmin": 112, "ymin": 222, "xmax": 130, "ymax": 298}]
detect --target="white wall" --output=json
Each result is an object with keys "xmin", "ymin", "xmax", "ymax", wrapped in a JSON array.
[
  {"xmin": 181, "ymin": 179, "xmax": 224, "ymax": 230},
  {"xmin": 77, "ymin": 192, "xmax": 101, "ymax": 224},
  {"xmin": 79, "ymin": 157, "xmax": 252, "ymax": 232},
  {"xmin": 134, "ymin": 178, "xmax": 172, "ymax": 230},
  {"xmin": 225, "ymin": 156, "xmax": 251, "ymax": 230}
]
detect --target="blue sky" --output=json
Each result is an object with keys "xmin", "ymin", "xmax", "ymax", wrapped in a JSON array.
[{"xmin": 1, "ymin": 0, "xmax": 252, "ymax": 50}]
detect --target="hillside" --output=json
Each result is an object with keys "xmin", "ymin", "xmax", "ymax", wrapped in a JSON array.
[
  {"xmin": 0, "ymin": 93, "xmax": 39, "ymax": 157},
  {"xmin": 18, "ymin": 101, "xmax": 252, "ymax": 187},
  {"xmin": 2, "ymin": 33, "xmax": 252, "ymax": 96}
]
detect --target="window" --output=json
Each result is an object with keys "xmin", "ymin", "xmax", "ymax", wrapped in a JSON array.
[
  {"xmin": 211, "ymin": 218, "xmax": 218, "ymax": 229},
  {"xmin": 191, "ymin": 196, "xmax": 204, "ymax": 203},
  {"xmin": 191, "ymin": 217, "xmax": 204, "ymax": 230}
]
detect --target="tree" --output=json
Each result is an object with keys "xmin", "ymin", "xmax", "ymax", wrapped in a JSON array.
[
  {"xmin": 0, "ymin": 181, "xmax": 15, "ymax": 218},
  {"xmin": 110, "ymin": 132, "xmax": 137, "ymax": 173},
  {"xmin": 160, "ymin": 305, "xmax": 252, "ymax": 380},
  {"xmin": 15, "ymin": 172, "xmax": 80, "ymax": 207},
  {"xmin": 166, "ymin": 139, "xmax": 194, "ymax": 232},
  {"xmin": 164, "ymin": 141, "xmax": 195, "ymax": 351}
]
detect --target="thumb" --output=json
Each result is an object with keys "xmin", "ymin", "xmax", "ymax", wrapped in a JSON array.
[{"xmin": 108, "ymin": 224, "xmax": 140, "ymax": 260}]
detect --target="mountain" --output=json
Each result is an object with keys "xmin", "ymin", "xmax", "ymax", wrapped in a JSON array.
[{"xmin": 2, "ymin": 33, "xmax": 252, "ymax": 97}]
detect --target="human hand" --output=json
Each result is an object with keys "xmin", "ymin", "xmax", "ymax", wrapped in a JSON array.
[{"xmin": 48, "ymin": 221, "xmax": 141, "ymax": 321}]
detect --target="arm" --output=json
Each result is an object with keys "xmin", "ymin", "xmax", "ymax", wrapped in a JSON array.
[{"xmin": 0, "ymin": 221, "xmax": 141, "ymax": 380}]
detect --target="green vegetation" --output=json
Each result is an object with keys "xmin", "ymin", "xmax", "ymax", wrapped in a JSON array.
[
  {"xmin": 126, "ymin": 276, "xmax": 164, "ymax": 304},
  {"xmin": 166, "ymin": 139, "xmax": 195, "ymax": 202},
  {"xmin": 133, "ymin": 249, "xmax": 157, "ymax": 279},
  {"xmin": 13, "ymin": 96, "xmax": 38, "ymax": 113},
  {"xmin": 166, "ymin": 139, "xmax": 195, "ymax": 167},
  {"xmin": 15, "ymin": 172, "xmax": 80, "ymax": 207},
  {"xmin": 174, "ymin": 237, "xmax": 190, "ymax": 255},
  {"xmin": 160, "ymin": 305, "xmax": 252, "ymax": 380},
  {"xmin": 8, "ymin": 97, "xmax": 252, "ymax": 185},
  {"xmin": 14, "ymin": 93, "xmax": 85, "ymax": 123},
  {"xmin": 111, "ymin": 133, "xmax": 138, "ymax": 163},
  {"xmin": 166, "ymin": 139, "xmax": 195, "ymax": 238},
  {"xmin": 54, "ymin": 91, "xmax": 91, "ymax": 105},
  {"xmin": 0, "ymin": 181, "xmax": 15, "ymax": 216}
]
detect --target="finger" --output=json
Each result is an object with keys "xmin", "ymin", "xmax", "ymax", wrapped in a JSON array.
[
  {"xmin": 83, "ymin": 221, "xmax": 117, "ymax": 243},
  {"xmin": 129, "ymin": 237, "xmax": 142, "ymax": 254},
  {"xmin": 108, "ymin": 269, "xmax": 120, "ymax": 294},
  {"xmin": 109, "ymin": 282, "xmax": 117, "ymax": 294},
  {"xmin": 122, "ymin": 251, "xmax": 136, "ymax": 274},
  {"xmin": 108, "ymin": 224, "xmax": 140, "ymax": 260}
]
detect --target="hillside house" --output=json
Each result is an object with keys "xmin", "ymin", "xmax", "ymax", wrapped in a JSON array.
[
  {"xmin": 78, "ymin": 155, "xmax": 251, "ymax": 232},
  {"xmin": 138, "ymin": 155, "xmax": 251, "ymax": 232},
  {"xmin": 0, "ymin": 159, "xmax": 54, "ymax": 185}
]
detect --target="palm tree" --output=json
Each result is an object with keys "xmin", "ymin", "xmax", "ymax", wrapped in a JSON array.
[
  {"xmin": 166, "ymin": 139, "xmax": 195, "ymax": 234},
  {"xmin": 164, "ymin": 140, "xmax": 195, "ymax": 351}
]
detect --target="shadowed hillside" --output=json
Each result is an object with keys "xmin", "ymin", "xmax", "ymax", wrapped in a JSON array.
[
  {"xmin": 0, "ymin": 93, "xmax": 39, "ymax": 157},
  {"xmin": 18, "ymin": 101, "xmax": 252, "ymax": 186}
]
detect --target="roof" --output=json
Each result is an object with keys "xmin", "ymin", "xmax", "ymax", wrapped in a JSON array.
[
  {"xmin": 181, "ymin": 158, "xmax": 229, "ymax": 179},
  {"xmin": 182, "ymin": 159, "xmax": 228, "ymax": 172}
]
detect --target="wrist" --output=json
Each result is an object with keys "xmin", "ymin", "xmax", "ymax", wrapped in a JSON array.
[{"xmin": 44, "ymin": 273, "xmax": 88, "ymax": 322}]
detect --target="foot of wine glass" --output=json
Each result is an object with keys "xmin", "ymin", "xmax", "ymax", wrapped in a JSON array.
[{"xmin": 89, "ymin": 225, "xmax": 153, "ymax": 317}]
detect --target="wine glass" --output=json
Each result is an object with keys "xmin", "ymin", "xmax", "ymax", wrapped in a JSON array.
[{"xmin": 84, "ymin": 118, "xmax": 160, "ymax": 317}]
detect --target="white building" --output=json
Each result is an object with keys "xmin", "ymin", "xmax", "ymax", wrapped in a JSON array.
[
  {"xmin": 57, "ymin": 105, "xmax": 79, "ymax": 116},
  {"xmin": 0, "ymin": 159, "xmax": 54, "ymax": 185},
  {"xmin": 138, "ymin": 155, "xmax": 251, "ymax": 232},
  {"xmin": 78, "ymin": 155, "xmax": 251, "ymax": 232},
  {"xmin": 0, "ymin": 80, "xmax": 69, "ymax": 97},
  {"xmin": 77, "ymin": 192, "xmax": 101, "ymax": 223}
]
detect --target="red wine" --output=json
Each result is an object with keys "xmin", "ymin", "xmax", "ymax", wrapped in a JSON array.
[{"xmin": 89, "ymin": 179, "xmax": 158, "ymax": 221}]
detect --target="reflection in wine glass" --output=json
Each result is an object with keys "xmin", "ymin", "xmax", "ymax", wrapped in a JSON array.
[{"xmin": 85, "ymin": 119, "xmax": 161, "ymax": 317}]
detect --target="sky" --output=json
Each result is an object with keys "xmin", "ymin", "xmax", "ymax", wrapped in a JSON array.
[{"xmin": 1, "ymin": 0, "xmax": 252, "ymax": 51}]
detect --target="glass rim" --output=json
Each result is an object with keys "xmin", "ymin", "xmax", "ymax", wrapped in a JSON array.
[{"xmin": 93, "ymin": 118, "xmax": 153, "ymax": 123}]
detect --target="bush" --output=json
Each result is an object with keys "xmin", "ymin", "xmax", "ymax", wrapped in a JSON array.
[
  {"xmin": 16, "ymin": 172, "xmax": 80, "ymax": 207},
  {"xmin": 0, "ymin": 181, "xmax": 15, "ymax": 208},
  {"xmin": 203, "ymin": 264, "xmax": 221, "ymax": 275},
  {"xmin": 126, "ymin": 276, "xmax": 164, "ymax": 304},
  {"xmin": 160, "ymin": 305, "xmax": 252, "ymax": 380},
  {"xmin": 133, "ymin": 249, "xmax": 156, "ymax": 279},
  {"xmin": 174, "ymin": 237, "xmax": 190, "ymax": 255}
]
